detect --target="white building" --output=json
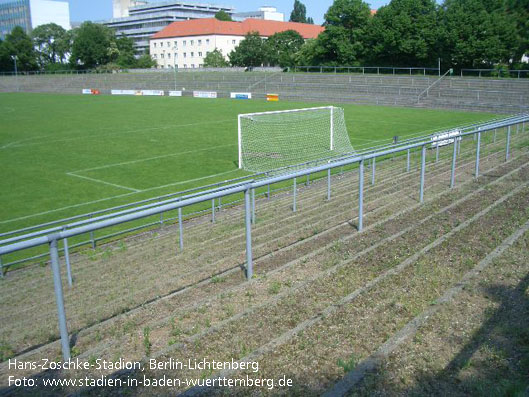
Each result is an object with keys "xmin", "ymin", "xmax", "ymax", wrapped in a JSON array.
[
  {"xmin": 0, "ymin": 0, "xmax": 70, "ymax": 40},
  {"xmin": 233, "ymin": 6, "xmax": 284, "ymax": 22},
  {"xmin": 150, "ymin": 17, "xmax": 324, "ymax": 69}
]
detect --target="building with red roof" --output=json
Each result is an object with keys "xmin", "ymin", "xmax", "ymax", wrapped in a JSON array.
[{"xmin": 150, "ymin": 18, "xmax": 324, "ymax": 69}]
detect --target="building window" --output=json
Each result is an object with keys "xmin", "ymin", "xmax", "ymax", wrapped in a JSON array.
[
  {"xmin": 232, "ymin": 40, "xmax": 236, "ymax": 44},
  {"xmin": 191, "ymin": 52, "xmax": 194, "ymax": 57},
  {"xmin": 183, "ymin": 40, "xmax": 186, "ymax": 46},
  {"xmin": 184, "ymin": 64, "xmax": 187, "ymax": 68},
  {"xmin": 206, "ymin": 39, "xmax": 210, "ymax": 45},
  {"xmin": 198, "ymin": 40, "xmax": 202, "ymax": 46},
  {"xmin": 183, "ymin": 53, "xmax": 186, "ymax": 58},
  {"xmin": 174, "ymin": 41, "xmax": 178, "ymax": 47},
  {"xmin": 191, "ymin": 64, "xmax": 195, "ymax": 68},
  {"xmin": 174, "ymin": 53, "xmax": 178, "ymax": 58},
  {"xmin": 167, "ymin": 53, "xmax": 171, "ymax": 58},
  {"xmin": 154, "ymin": 42, "xmax": 157, "ymax": 48},
  {"xmin": 198, "ymin": 52, "xmax": 202, "ymax": 57},
  {"xmin": 191, "ymin": 40, "xmax": 194, "ymax": 45}
]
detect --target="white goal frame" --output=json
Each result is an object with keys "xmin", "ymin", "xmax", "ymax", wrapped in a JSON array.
[{"xmin": 238, "ymin": 106, "xmax": 336, "ymax": 169}]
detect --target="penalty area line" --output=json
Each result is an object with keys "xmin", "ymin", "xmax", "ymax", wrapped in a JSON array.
[
  {"xmin": 1, "ymin": 169, "xmax": 243, "ymax": 225},
  {"xmin": 66, "ymin": 172, "xmax": 141, "ymax": 193}
]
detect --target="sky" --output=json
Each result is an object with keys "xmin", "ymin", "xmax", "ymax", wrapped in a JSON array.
[{"xmin": 68, "ymin": 0, "xmax": 391, "ymax": 24}]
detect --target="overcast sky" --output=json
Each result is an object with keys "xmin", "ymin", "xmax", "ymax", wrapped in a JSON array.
[{"xmin": 68, "ymin": 0, "xmax": 392, "ymax": 24}]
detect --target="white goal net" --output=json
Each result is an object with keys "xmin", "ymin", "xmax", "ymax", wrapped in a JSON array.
[{"xmin": 238, "ymin": 106, "xmax": 355, "ymax": 172}]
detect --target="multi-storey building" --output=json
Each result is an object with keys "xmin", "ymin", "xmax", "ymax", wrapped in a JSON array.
[
  {"xmin": 150, "ymin": 18, "xmax": 324, "ymax": 69},
  {"xmin": 103, "ymin": 0, "xmax": 235, "ymax": 55},
  {"xmin": 0, "ymin": 0, "xmax": 70, "ymax": 40}
]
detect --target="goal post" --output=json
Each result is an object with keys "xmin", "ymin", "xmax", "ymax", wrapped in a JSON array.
[{"xmin": 238, "ymin": 106, "xmax": 354, "ymax": 172}]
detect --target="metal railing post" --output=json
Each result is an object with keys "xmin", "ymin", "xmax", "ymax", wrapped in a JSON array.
[
  {"xmin": 493, "ymin": 128, "xmax": 497, "ymax": 143},
  {"xmin": 49, "ymin": 239, "xmax": 70, "ymax": 361},
  {"xmin": 211, "ymin": 199, "xmax": 215, "ymax": 223},
  {"xmin": 244, "ymin": 189, "xmax": 253, "ymax": 280},
  {"xmin": 160, "ymin": 212, "xmax": 164, "ymax": 225},
  {"xmin": 63, "ymin": 238, "xmax": 73, "ymax": 287},
  {"xmin": 506, "ymin": 126, "xmax": 511, "ymax": 161},
  {"xmin": 420, "ymin": 145, "xmax": 426, "ymax": 203},
  {"xmin": 178, "ymin": 207, "xmax": 183, "ymax": 251},
  {"xmin": 371, "ymin": 157, "xmax": 376, "ymax": 185},
  {"xmin": 306, "ymin": 173, "xmax": 310, "ymax": 186},
  {"xmin": 251, "ymin": 189, "xmax": 256, "ymax": 225},
  {"xmin": 0, "ymin": 255, "xmax": 4, "ymax": 278},
  {"xmin": 292, "ymin": 178, "xmax": 297, "ymax": 212},
  {"xmin": 450, "ymin": 138, "xmax": 457, "ymax": 188},
  {"xmin": 90, "ymin": 231, "xmax": 96, "ymax": 249},
  {"xmin": 267, "ymin": 184, "xmax": 270, "ymax": 199},
  {"xmin": 358, "ymin": 160, "xmax": 364, "ymax": 232},
  {"xmin": 406, "ymin": 149, "xmax": 411, "ymax": 172},
  {"xmin": 327, "ymin": 168, "xmax": 331, "ymax": 201},
  {"xmin": 475, "ymin": 130, "xmax": 481, "ymax": 178}
]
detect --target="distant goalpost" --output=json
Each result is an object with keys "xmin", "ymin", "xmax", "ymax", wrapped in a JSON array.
[{"xmin": 238, "ymin": 106, "xmax": 355, "ymax": 172}]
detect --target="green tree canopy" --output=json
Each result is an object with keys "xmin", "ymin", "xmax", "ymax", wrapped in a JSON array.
[
  {"xmin": 215, "ymin": 10, "xmax": 232, "ymax": 21},
  {"xmin": 367, "ymin": 0, "xmax": 440, "ymax": 67},
  {"xmin": 505, "ymin": 0, "xmax": 528, "ymax": 63},
  {"xmin": 0, "ymin": 40, "xmax": 13, "ymax": 72},
  {"xmin": 290, "ymin": 0, "xmax": 308, "ymax": 23},
  {"xmin": 203, "ymin": 48, "xmax": 229, "ymax": 67},
  {"xmin": 70, "ymin": 22, "xmax": 114, "ymax": 69},
  {"xmin": 32, "ymin": 23, "xmax": 69, "ymax": 67},
  {"xmin": 439, "ymin": 0, "xmax": 519, "ymax": 69},
  {"xmin": 114, "ymin": 35, "xmax": 137, "ymax": 68},
  {"xmin": 265, "ymin": 30, "xmax": 305, "ymax": 67},
  {"xmin": 306, "ymin": 0, "xmax": 372, "ymax": 65},
  {"xmin": 229, "ymin": 32, "xmax": 267, "ymax": 67},
  {"xmin": 3, "ymin": 26, "xmax": 38, "ymax": 71}
]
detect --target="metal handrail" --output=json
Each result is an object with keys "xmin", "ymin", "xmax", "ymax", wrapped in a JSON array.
[{"xmin": 417, "ymin": 69, "xmax": 451, "ymax": 103}]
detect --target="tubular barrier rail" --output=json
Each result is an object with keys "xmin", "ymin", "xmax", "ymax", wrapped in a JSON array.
[{"xmin": 0, "ymin": 114, "xmax": 527, "ymax": 361}]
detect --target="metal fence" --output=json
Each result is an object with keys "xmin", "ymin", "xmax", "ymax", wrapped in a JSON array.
[
  {"xmin": 0, "ymin": 113, "xmax": 527, "ymax": 361},
  {"xmin": 460, "ymin": 68, "xmax": 529, "ymax": 79},
  {"xmin": 291, "ymin": 65, "xmax": 441, "ymax": 76}
]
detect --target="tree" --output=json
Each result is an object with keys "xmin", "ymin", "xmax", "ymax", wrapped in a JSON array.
[
  {"xmin": 70, "ymin": 22, "xmax": 114, "ymax": 69},
  {"xmin": 32, "ymin": 23, "xmax": 69, "ymax": 67},
  {"xmin": 367, "ymin": 0, "xmax": 440, "ymax": 67},
  {"xmin": 265, "ymin": 30, "xmax": 305, "ymax": 67},
  {"xmin": 0, "ymin": 40, "xmax": 13, "ymax": 72},
  {"xmin": 438, "ymin": 0, "xmax": 519, "ymax": 69},
  {"xmin": 307, "ymin": 17, "xmax": 314, "ymax": 24},
  {"xmin": 215, "ymin": 10, "xmax": 232, "ymax": 21},
  {"xmin": 135, "ymin": 54, "xmax": 156, "ymax": 69},
  {"xmin": 229, "ymin": 32, "xmax": 267, "ymax": 67},
  {"xmin": 114, "ymin": 35, "xmax": 137, "ymax": 68},
  {"xmin": 290, "ymin": 0, "xmax": 308, "ymax": 23},
  {"xmin": 306, "ymin": 0, "xmax": 372, "ymax": 65},
  {"xmin": 505, "ymin": 0, "xmax": 529, "ymax": 63},
  {"xmin": 3, "ymin": 26, "xmax": 38, "ymax": 71},
  {"xmin": 203, "ymin": 48, "xmax": 229, "ymax": 67}
]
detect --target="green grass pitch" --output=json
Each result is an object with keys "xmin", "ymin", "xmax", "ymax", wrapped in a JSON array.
[{"xmin": 0, "ymin": 92, "xmax": 498, "ymax": 234}]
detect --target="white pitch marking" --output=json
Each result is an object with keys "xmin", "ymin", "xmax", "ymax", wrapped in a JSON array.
[
  {"xmin": 140, "ymin": 169, "xmax": 240, "ymax": 192},
  {"xmin": 65, "ymin": 173, "xmax": 141, "ymax": 192},
  {"xmin": 1, "ymin": 169, "xmax": 243, "ymax": 225},
  {"xmin": 71, "ymin": 144, "xmax": 237, "ymax": 173}
]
